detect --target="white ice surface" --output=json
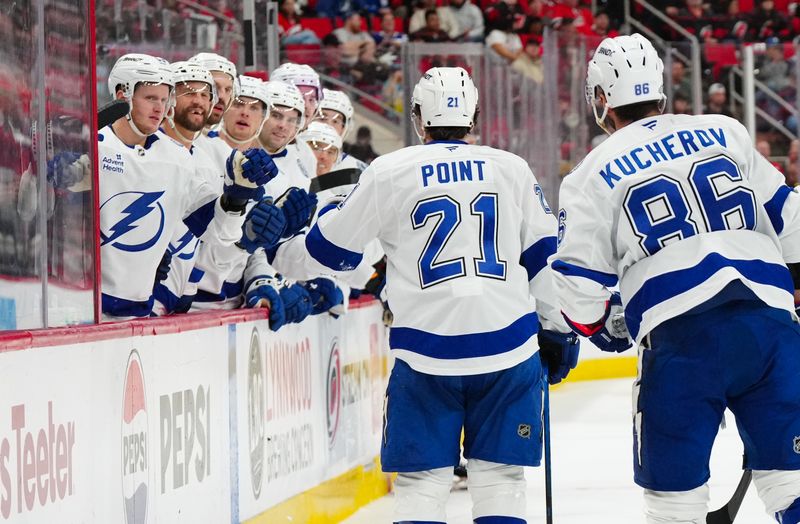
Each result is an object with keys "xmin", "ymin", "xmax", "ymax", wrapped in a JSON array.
[{"xmin": 344, "ymin": 378, "xmax": 773, "ymax": 523}]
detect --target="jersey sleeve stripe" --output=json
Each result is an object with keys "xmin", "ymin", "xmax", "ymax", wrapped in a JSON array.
[
  {"xmin": 520, "ymin": 236, "xmax": 557, "ymax": 281},
  {"xmin": 551, "ymin": 260, "xmax": 619, "ymax": 287},
  {"xmin": 305, "ymin": 223, "xmax": 364, "ymax": 271},
  {"xmin": 183, "ymin": 199, "xmax": 217, "ymax": 238},
  {"xmin": 102, "ymin": 293, "xmax": 154, "ymax": 318},
  {"xmin": 764, "ymin": 185, "xmax": 794, "ymax": 235},
  {"xmin": 153, "ymin": 283, "xmax": 180, "ymax": 315},
  {"xmin": 389, "ymin": 312, "xmax": 539, "ymax": 360},
  {"xmin": 625, "ymin": 254, "xmax": 793, "ymax": 339}
]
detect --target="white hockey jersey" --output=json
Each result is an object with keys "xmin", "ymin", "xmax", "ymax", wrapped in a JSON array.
[
  {"xmin": 190, "ymin": 148, "xmax": 306, "ymax": 308},
  {"xmin": 151, "ymin": 136, "xmax": 245, "ymax": 315},
  {"xmin": 285, "ymin": 139, "xmax": 317, "ymax": 186},
  {"xmin": 98, "ymin": 127, "xmax": 239, "ymax": 318},
  {"xmin": 304, "ymin": 140, "xmax": 568, "ymax": 376},
  {"xmin": 335, "ymin": 152, "xmax": 368, "ymax": 172},
  {"xmin": 553, "ymin": 113, "xmax": 800, "ymax": 343}
]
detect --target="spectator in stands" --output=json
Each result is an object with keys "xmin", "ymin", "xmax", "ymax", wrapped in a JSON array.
[
  {"xmin": 333, "ymin": 12, "xmax": 377, "ymax": 67},
  {"xmin": 511, "ymin": 37, "xmax": 544, "ymax": 83},
  {"xmin": 486, "ymin": 2, "xmax": 523, "ymax": 63},
  {"xmin": 344, "ymin": 125, "xmax": 379, "ymax": 163},
  {"xmin": 590, "ymin": 10, "xmax": 618, "ymax": 38},
  {"xmin": 673, "ymin": 93, "xmax": 692, "ymax": 114},
  {"xmin": 449, "ymin": 0, "xmax": 485, "ymax": 42},
  {"xmin": 748, "ymin": 0, "xmax": 790, "ymax": 40},
  {"xmin": 278, "ymin": 0, "xmax": 321, "ymax": 45},
  {"xmin": 785, "ymin": 139, "xmax": 799, "ymax": 186},
  {"xmin": 704, "ymin": 83, "xmax": 734, "ymax": 117},
  {"xmin": 409, "ymin": 0, "xmax": 461, "ymax": 40},
  {"xmin": 382, "ymin": 67, "xmax": 405, "ymax": 114},
  {"xmin": 372, "ymin": 9, "xmax": 408, "ymax": 52},
  {"xmin": 521, "ymin": 15, "xmax": 545, "ymax": 40},
  {"xmin": 671, "ymin": 57, "xmax": 693, "ymax": 103},
  {"xmin": 758, "ymin": 38, "xmax": 791, "ymax": 92},
  {"xmin": 677, "ymin": 0, "xmax": 714, "ymax": 39},
  {"xmin": 757, "ymin": 139, "xmax": 785, "ymax": 173},
  {"xmin": 543, "ymin": 0, "xmax": 594, "ymax": 35},
  {"xmin": 409, "ymin": 9, "xmax": 453, "ymax": 42}
]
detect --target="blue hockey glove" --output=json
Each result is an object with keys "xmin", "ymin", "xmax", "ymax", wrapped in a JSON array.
[
  {"xmin": 224, "ymin": 148, "xmax": 279, "ymax": 202},
  {"xmin": 564, "ymin": 292, "xmax": 633, "ymax": 353},
  {"xmin": 245, "ymin": 277, "xmax": 286, "ymax": 331},
  {"xmin": 154, "ymin": 249, "xmax": 172, "ymax": 284},
  {"xmin": 281, "ymin": 283, "xmax": 313, "ymax": 324},
  {"xmin": 238, "ymin": 198, "xmax": 287, "ymax": 253},
  {"xmin": 47, "ymin": 152, "xmax": 88, "ymax": 189},
  {"xmin": 275, "ymin": 188, "xmax": 318, "ymax": 237},
  {"xmin": 303, "ymin": 277, "xmax": 344, "ymax": 315},
  {"xmin": 537, "ymin": 328, "xmax": 580, "ymax": 385}
]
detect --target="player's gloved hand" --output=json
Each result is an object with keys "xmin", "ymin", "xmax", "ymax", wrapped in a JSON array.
[
  {"xmin": 302, "ymin": 277, "xmax": 344, "ymax": 315},
  {"xmin": 564, "ymin": 292, "xmax": 633, "ymax": 353},
  {"xmin": 224, "ymin": 148, "xmax": 279, "ymax": 203},
  {"xmin": 154, "ymin": 249, "xmax": 172, "ymax": 284},
  {"xmin": 275, "ymin": 188, "xmax": 318, "ymax": 236},
  {"xmin": 281, "ymin": 283, "xmax": 313, "ymax": 324},
  {"xmin": 245, "ymin": 277, "xmax": 286, "ymax": 331},
  {"xmin": 537, "ymin": 328, "xmax": 580, "ymax": 385},
  {"xmin": 363, "ymin": 257, "xmax": 387, "ymax": 298},
  {"xmin": 237, "ymin": 198, "xmax": 287, "ymax": 253},
  {"xmin": 47, "ymin": 152, "xmax": 89, "ymax": 189}
]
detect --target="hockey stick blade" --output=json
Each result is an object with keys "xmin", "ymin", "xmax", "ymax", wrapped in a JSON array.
[
  {"xmin": 97, "ymin": 100, "xmax": 129, "ymax": 129},
  {"xmin": 706, "ymin": 469, "xmax": 753, "ymax": 524}
]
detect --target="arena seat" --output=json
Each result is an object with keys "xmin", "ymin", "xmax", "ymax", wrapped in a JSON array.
[
  {"xmin": 704, "ymin": 43, "xmax": 739, "ymax": 80},
  {"xmin": 300, "ymin": 17, "xmax": 334, "ymax": 38}
]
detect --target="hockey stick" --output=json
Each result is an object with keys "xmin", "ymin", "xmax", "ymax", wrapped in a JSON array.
[
  {"xmin": 543, "ymin": 372, "xmax": 554, "ymax": 524},
  {"xmin": 97, "ymin": 100, "xmax": 129, "ymax": 129},
  {"xmin": 706, "ymin": 469, "xmax": 753, "ymax": 524}
]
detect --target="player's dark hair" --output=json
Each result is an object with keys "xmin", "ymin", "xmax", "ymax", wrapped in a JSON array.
[
  {"xmin": 412, "ymin": 104, "xmax": 479, "ymax": 140},
  {"xmin": 613, "ymin": 100, "xmax": 661, "ymax": 124}
]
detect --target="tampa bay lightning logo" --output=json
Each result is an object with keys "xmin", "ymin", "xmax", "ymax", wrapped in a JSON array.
[
  {"xmin": 101, "ymin": 191, "xmax": 166, "ymax": 252},
  {"xmin": 170, "ymin": 230, "xmax": 199, "ymax": 261}
]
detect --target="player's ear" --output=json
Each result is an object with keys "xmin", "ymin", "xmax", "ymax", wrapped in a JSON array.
[{"xmin": 115, "ymin": 90, "xmax": 127, "ymax": 101}]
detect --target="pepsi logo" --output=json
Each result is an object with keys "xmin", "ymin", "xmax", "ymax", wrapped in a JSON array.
[{"xmin": 122, "ymin": 350, "xmax": 148, "ymax": 524}]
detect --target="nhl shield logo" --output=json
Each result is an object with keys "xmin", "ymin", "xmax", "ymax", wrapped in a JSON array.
[
  {"xmin": 518, "ymin": 423, "xmax": 531, "ymax": 439},
  {"xmin": 793, "ymin": 436, "xmax": 800, "ymax": 454}
]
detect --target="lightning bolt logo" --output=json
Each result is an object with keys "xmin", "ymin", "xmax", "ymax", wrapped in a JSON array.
[
  {"xmin": 170, "ymin": 229, "xmax": 200, "ymax": 260},
  {"xmin": 100, "ymin": 191, "xmax": 166, "ymax": 252}
]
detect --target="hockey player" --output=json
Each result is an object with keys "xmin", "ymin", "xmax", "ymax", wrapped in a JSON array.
[
  {"xmin": 219, "ymin": 75, "xmax": 271, "ymax": 151},
  {"xmin": 152, "ymin": 62, "xmax": 286, "ymax": 316},
  {"xmin": 316, "ymin": 89, "xmax": 369, "ymax": 171},
  {"xmin": 188, "ymin": 52, "xmax": 236, "ymax": 130},
  {"xmin": 268, "ymin": 63, "xmax": 321, "ymax": 181},
  {"xmin": 300, "ymin": 121, "xmax": 342, "ymax": 177},
  {"xmin": 301, "ymin": 67, "xmax": 580, "ymax": 523},
  {"xmin": 553, "ymin": 34, "xmax": 800, "ymax": 523},
  {"xmin": 99, "ymin": 54, "xmax": 278, "ymax": 318}
]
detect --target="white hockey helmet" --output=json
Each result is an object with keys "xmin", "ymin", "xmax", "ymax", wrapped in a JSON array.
[
  {"xmin": 586, "ymin": 33, "xmax": 666, "ymax": 133},
  {"xmin": 188, "ymin": 52, "xmax": 237, "ymax": 80},
  {"xmin": 107, "ymin": 53, "xmax": 174, "ymax": 100},
  {"xmin": 235, "ymin": 75, "xmax": 270, "ymax": 110},
  {"xmin": 412, "ymin": 67, "xmax": 478, "ymax": 130},
  {"xmin": 265, "ymin": 80, "xmax": 307, "ymax": 130},
  {"xmin": 171, "ymin": 61, "xmax": 219, "ymax": 108},
  {"xmin": 319, "ymin": 89, "xmax": 354, "ymax": 138},
  {"xmin": 270, "ymin": 63, "xmax": 323, "ymax": 101},
  {"xmin": 299, "ymin": 121, "xmax": 343, "ymax": 165}
]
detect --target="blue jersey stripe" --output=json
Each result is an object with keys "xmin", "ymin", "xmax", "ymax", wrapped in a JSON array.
[
  {"xmin": 764, "ymin": 185, "xmax": 794, "ymax": 235},
  {"xmin": 102, "ymin": 293, "xmax": 153, "ymax": 318},
  {"xmin": 390, "ymin": 312, "xmax": 539, "ymax": 360},
  {"xmin": 153, "ymin": 283, "xmax": 180, "ymax": 314},
  {"xmin": 305, "ymin": 223, "xmax": 363, "ymax": 271},
  {"xmin": 183, "ymin": 199, "xmax": 216, "ymax": 238},
  {"xmin": 625, "ymin": 254, "xmax": 793, "ymax": 339},
  {"xmin": 194, "ymin": 280, "xmax": 244, "ymax": 303},
  {"xmin": 520, "ymin": 236, "xmax": 557, "ymax": 281},
  {"xmin": 551, "ymin": 260, "xmax": 619, "ymax": 287}
]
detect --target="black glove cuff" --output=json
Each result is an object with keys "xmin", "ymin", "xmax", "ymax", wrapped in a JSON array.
[
  {"xmin": 220, "ymin": 195, "xmax": 248, "ymax": 214},
  {"xmin": 789, "ymin": 262, "xmax": 800, "ymax": 289}
]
